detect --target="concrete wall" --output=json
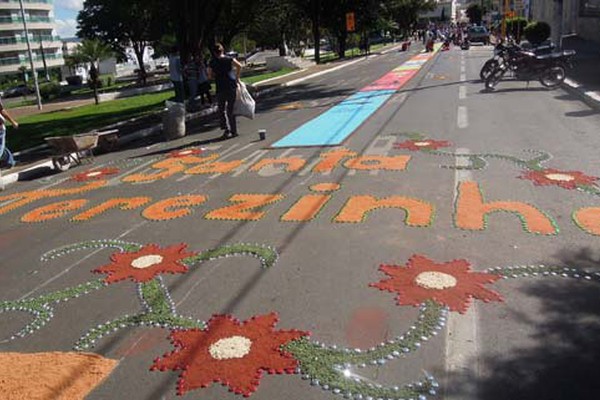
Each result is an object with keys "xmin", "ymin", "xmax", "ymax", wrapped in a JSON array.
[{"xmin": 531, "ymin": 0, "xmax": 600, "ymax": 44}]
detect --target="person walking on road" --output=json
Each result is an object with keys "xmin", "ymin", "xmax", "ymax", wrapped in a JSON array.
[
  {"xmin": 208, "ymin": 43, "xmax": 242, "ymax": 139},
  {"xmin": 0, "ymin": 97, "xmax": 19, "ymax": 170}
]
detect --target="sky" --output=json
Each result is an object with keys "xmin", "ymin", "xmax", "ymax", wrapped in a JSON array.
[{"xmin": 54, "ymin": 0, "xmax": 84, "ymax": 38}]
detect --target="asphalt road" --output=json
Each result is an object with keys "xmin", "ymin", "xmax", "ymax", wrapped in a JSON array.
[{"xmin": 1, "ymin": 44, "xmax": 600, "ymax": 400}]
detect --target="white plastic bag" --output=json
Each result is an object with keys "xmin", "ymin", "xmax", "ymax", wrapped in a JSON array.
[
  {"xmin": 233, "ymin": 82, "xmax": 255, "ymax": 119},
  {"xmin": 163, "ymin": 100, "xmax": 186, "ymax": 139}
]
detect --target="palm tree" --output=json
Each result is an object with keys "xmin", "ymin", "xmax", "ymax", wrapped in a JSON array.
[{"xmin": 71, "ymin": 39, "xmax": 113, "ymax": 104}]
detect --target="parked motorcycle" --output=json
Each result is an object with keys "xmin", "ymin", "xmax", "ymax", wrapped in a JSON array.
[
  {"xmin": 479, "ymin": 41, "xmax": 556, "ymax": 81},
  {"xmin": 484, "ymin": 48, "xmax": 575, "ymax": 90}
]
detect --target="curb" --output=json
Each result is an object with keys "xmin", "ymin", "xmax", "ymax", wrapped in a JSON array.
[{"xmin": 562, "ymin": 78, "xmax": 600, "ymax": 110}]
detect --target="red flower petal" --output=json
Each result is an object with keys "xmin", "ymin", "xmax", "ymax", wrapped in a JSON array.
[
  {"xmin": 71, "ymin": 167, "xmax": 119, "ymax": 182},
  {"xmin": 370, "ymin": 254, "xmax": 502, "ymax": 313},
  {"xmin": 151, "ymin": 313, "xmax": 309, "ymax": 397},
  {"xmin": 520, "ymin": 168, "xmax": 598, "ymax": 190},
  {"xmin": 394, "ymin": 139, "xmax": 452, "ymax": 151},
  {"xmin": 93, "ymin": 243, "xmax": 197, "ymax": 284}
]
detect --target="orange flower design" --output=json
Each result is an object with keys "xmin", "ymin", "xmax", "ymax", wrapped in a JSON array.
[
  {"xmin": 520, "ymin": 168, "xmax": 598, "ymax": 190},
  {"xmin": 71, "ymin": 167, "xmax": 119, "ymax": 182},
  {"xmin": 93, "ymin": 243, "xmax": 198, "ymax": 284},
  {"xmin": 394, "ymin": 139, "xmax": 451, "ymax": 151},
  {"xmin": 370, "ymin": 255, "xmax": 502, "ymax": 313},
  {"xmin": 151, "ymin": 313, "xmax": 309, "ymax": 397},
  {"xmin": 168, "ymin": 148, "xmax": 205, "ymax": 158}
]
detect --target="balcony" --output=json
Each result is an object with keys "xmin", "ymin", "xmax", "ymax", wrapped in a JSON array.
[
  {"xmin": 0, "ymin": 1, "xmax": 53, "ymax": 11},
  {"xmin": 0, "ymin": 15, "xmax": 54, "ymax": 31},
  {"xmin": 0, "ymin": 35, "xmax": 61, "ymax": 51},
  {"xmin": 0, "ymin": 53, "xmax": 62, "ymax": 73}
]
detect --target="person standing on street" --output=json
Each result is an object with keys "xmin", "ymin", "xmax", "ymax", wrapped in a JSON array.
[
  {"xmin": 0, "ymin": 96, "xmax": 19, "ymax": 169},
  {"xmin": 197, "ymin": 56, "xmax": 212, "ymax": 106},
  {"xmin": 184, "ymin": 54, "xmax": 200, "ymax": 111},
  {"xmin": 208, "ymin": 43, "xmax": 242, "ymax": 138},
  {"xmin": 168, "ymin": 47, "xmax": 184, "ymax": 103}
]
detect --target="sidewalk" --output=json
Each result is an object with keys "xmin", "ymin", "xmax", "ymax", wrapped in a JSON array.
[
  {"xmin": 1, "ymin": 42, "xmax": 411, "ymax": 190},
  {"xmin": 561, "ymin": 36, "xmax": 600, "ymax": 109}
]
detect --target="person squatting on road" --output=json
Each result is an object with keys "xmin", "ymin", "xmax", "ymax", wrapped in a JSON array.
[
  {"xmin": 208, "ymin": 43, "xmax": 242, "ymax": 139},
  {"xmin": 0, "ymin": 96, "xmax": 19, "ymax": 170}
]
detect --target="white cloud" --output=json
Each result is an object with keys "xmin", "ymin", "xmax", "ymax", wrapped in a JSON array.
[
  {"xmin": 55, "ymin": 0, "xmax": 84, "ymax": 12},
  {"xmin": 55, "ymin": 19, "xmax": 78, "ymax": 38}
]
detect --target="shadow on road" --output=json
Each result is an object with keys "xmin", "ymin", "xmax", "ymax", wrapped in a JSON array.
[{"xmin": 444, "ymin": 246, "xmax": 600, "ymax": 400}]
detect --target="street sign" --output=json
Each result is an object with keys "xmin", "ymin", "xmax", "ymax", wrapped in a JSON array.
[{"xmin": 346, "ymin": 12, "xmax": 355, "ymax": 32}]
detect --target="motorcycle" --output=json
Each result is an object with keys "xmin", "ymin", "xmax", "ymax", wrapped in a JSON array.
[
  {"xmin": 484, "ymin": 48, "xmax": 575, "ymax": 90},
  {"xmin": 479, "ymin": 41, "xmax": 556, "ymax": 81}
]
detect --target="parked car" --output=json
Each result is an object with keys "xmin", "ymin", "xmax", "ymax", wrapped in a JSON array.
[
  {"xmin": 467, "ymin": 26, "xmax": 490, "ymax": 45},
  {"xmin": 2, "ymin": 84, "xmax": 32, "ymax": 98}
]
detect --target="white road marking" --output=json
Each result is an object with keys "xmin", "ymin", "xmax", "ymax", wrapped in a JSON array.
[
  {"xmin": 446, "ymin": 148, "xmax": 479, "ymax": 396},
  {"xmin": 460, "ymin": 65, "xmax": 466, "ymax": 74},
  {"xmin": 209, "ymin": 143, "xmax": 255, "ymax": 180},
  {"xmin": 298, "ymin": 157, "xmax": 321, "ymax": 177},
  {"xmin": 457, "ymin": 106, "xmax": 469, "ymax": 129},
  {"xmin": 460, "ymin": 73, "xmax": 467, "ymax": 81},
  {"xmin": 459, "ymin": 86, "xmax": 467, "ymax": 100},
  {"xmin": 258, "ymin": 148, "xmax": 296, "ymax": 177},
  {"xmin": 232, "ymin": 150, "xmax": 269, "ymax": 177}
]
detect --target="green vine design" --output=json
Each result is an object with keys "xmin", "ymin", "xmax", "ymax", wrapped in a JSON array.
[{"xmin": 1, "ymin": 240, "xmax": 278, "ymax": 350}]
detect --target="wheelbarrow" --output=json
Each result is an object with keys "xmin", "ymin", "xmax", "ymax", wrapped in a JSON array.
[{"xmin": 45, "ymin": 133, "xmax": 99, "ymax": 172}]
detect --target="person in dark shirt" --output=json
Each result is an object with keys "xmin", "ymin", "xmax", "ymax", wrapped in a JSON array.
[
  {"xmin": 208, "ymin": 43, "xmax": 242, "ymax": 138},
  {"xmin": 0, "ymin": 96, "xmax": 19, "ymax": 169}
]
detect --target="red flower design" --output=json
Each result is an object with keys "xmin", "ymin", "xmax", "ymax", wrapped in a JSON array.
[
  {"xmin": 71, "ymin": 167, "xmax": 119, "ymax": 182},
  {"xmin": 151, "ymin": 313, "xmax": 309, "ymax": 397},
  {"xmin": 168, "ymin": 148, "xmax": 205, "ymax": 158},
  {"xmin": 520, "ymin": 168, "xmax": 598, "ymax": 190},
  {"xmin": 370, "ymin": 255, "xmax": 502, "ymax": 313},
  {"xmin": 93, "ymin": 243, "xmax": 197, "ymax": 284},
  {"xmin": 394, "ymin": 139, "xmax": 451, "ymax": 151}
]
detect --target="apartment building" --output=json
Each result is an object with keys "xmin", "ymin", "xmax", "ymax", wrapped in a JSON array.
[{"xmin": 0, "ymin": 0, "xmax": 63, "ymax": 76}]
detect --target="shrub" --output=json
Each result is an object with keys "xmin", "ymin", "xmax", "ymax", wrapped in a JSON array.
[
  {"xmin": 39, "ymin": 82, "xmax": 62, "ymax": 100},
  {"xmin": 506, "ymin": 17, "xmax": 528, "ymax": 42},
  {"xmin": 524, "ymin": 21, "xmax": 551, "ymax": 46}
]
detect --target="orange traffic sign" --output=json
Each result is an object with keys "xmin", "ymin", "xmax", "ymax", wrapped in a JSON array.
[{"xmin": 346, "ymin": 12, "xmax": 355, "ymax": 32}]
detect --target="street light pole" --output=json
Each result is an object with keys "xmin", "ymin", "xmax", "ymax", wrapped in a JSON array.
[{"xmin": 17, "ymin": 0, "xmax": 42, "ymax": 110}]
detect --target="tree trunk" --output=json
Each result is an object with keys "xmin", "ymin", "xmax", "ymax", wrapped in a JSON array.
[
  {"xmin": 90, "ymin": 63, "xmax": 99, "ymax": 105},
  {"xmin": 279, "ymin": 30, "xmax": 286, "ymax": 56},
  {"xmin": 133, "ymin": 41, "xmax": 147, "ymax": 85},
  {"xmin": 312, "ymin": 0, "xmax": 320, "ymax": 64},
  {"xmin": 338, "ymin": 31, "xmax": 347, "ymax": 59}
]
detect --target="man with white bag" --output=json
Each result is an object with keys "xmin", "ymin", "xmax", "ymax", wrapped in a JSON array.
[{"xmin": 208, "ymin": 43, "xmax": 242, "ymax": 138}]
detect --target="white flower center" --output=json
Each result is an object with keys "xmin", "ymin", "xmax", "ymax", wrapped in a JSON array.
[
  {"xmin": 131, "ymin": 255, "xmax": 164, "ymax": 269},
  {"xmin": 179, "ymin": 150, "xmax": 193, "ymax": 155},
  {"xmin": 209, "ymin": 336, "xmax": 252, "ymax": 360},
  {"xmin": 413, "ymin": 141, "xmax": 431, "ymax": 147},
  {"xmin": 415, "ymin": 271, "xmax": 457, "ymax": 290},
  {"xmin": 545, "ymin": 173, "xmax": 574, "ymax": 182},
  {"xmin": 86, "ymin": 171, "xmax": 103, "ymax": 177}
]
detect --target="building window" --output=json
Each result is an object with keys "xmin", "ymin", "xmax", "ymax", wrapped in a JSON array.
[{"xmin": 580, "ymin": 0, "xmax": 600, "ymax": 16}]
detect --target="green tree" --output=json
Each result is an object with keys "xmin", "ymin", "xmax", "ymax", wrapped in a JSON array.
[
  {"xmin": 466, "ymin": 4, "xmax": 483, "ymax": 25},
  {"xmin": 523, "ymin": 21, "xmax": 551, "ymax": 46},
  {"xmin": 77, "ymin": 0, "xmax": 163, "ymax": 85},
  {"xmin": 384, "ymin": 0, "xmax": 436, "ymax": 38},
  {"xmin": 69, "ymin": 39, "xmax": 113, "ymax": 105}
]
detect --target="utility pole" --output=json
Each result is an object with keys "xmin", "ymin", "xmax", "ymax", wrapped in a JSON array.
[
  {"xmin": 501, "ymin": 0, "xmax": 509, "ymax": 39},
  {"xmin": 17, "ymin": 0, "xmax": 42, "ymax": 110}
]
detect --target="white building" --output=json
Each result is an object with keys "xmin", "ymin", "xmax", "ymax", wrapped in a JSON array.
[{"xmin": 0, "ymin": 0, "xmax": 64, "ymax": 76}]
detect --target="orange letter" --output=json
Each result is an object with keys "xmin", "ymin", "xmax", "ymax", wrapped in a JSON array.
[
  {"xmin": 344, "ymin": 155, "xmax": 411, "ymax": 171},
  {"xmin": 455, "ymin": 181, "xmax": 557, "ymax": 235},
  {"xmin": 185, "ymin": 160, "xmax": 243, "ymax": 175},
  {"xmin": 205, "ymin": 194, "xmax": 284, "ymax": 221},
  {"xmin": 313, "ymin": 148, "xmax": 357, "ymax": 173},
  {"xmin": 71, "ymin": 197, "xmax": 151, "ymax": 221},
  {"xmin": 21, "ymin": 200, "xmax": 88, "ymax": 223},
  {"xmin": 143, "ymin": 195, "xmax": 207, "ymax": 221},
  {"xmin": 281, "ymin": 183, "xmax": 341, "ymax": 222},
  {"xmin": 249, "ymin": 157, "xmax": 307, "ymax": 173},
  {"xmin": 334, "ymin": 195, "xmax": 433, "ymax": 225},
  {"xmin": 0, "ymin": 181, "xmax": 105, "ymax": 216},
  {"xmin": 573, "ymin": 207, "xmax": 600, "ymax": 236},
  {"xmin": 123, "ymin": 154, "xmax": 219, "ymax": 183}
]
